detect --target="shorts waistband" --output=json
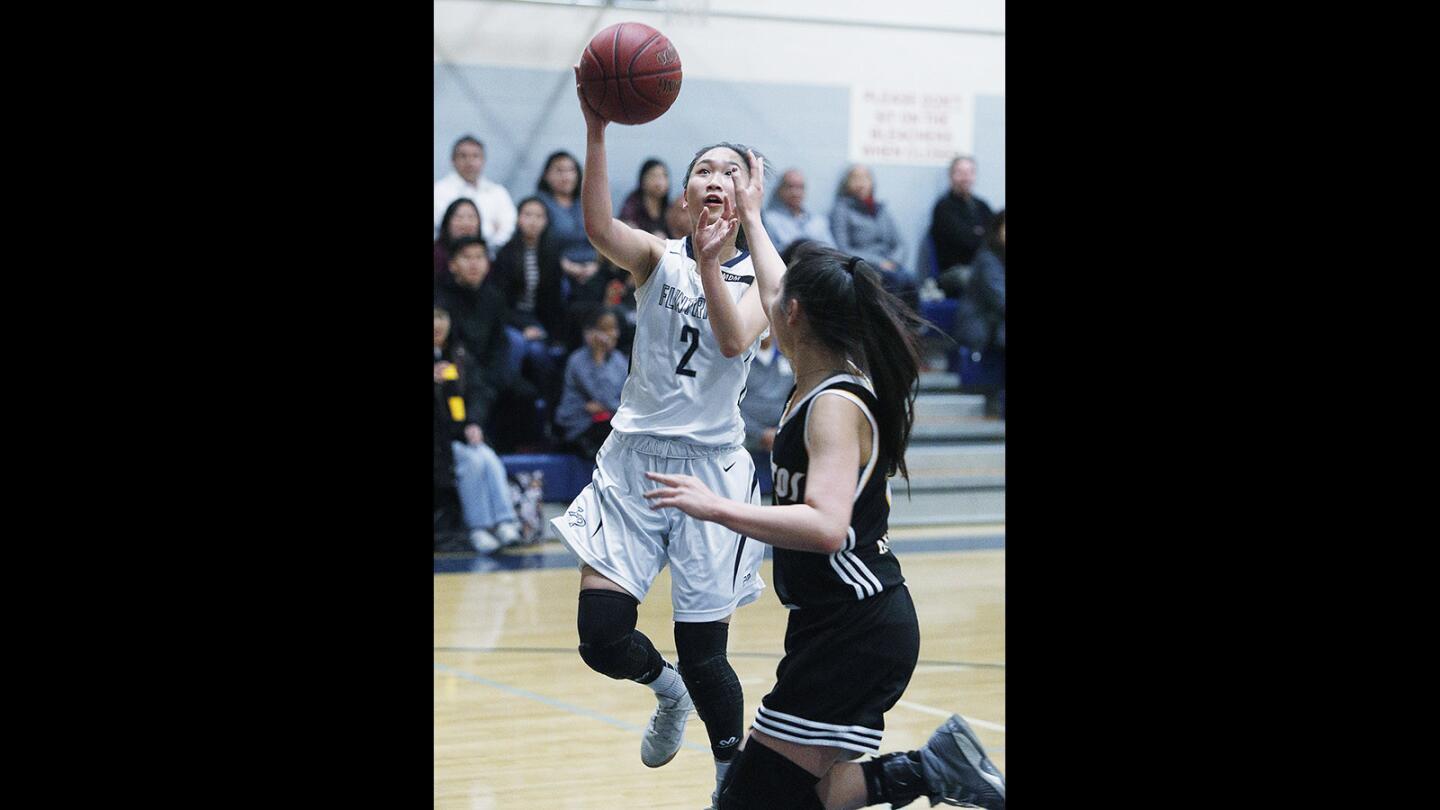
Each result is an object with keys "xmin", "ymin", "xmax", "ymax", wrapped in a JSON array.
[{"xmin": 608, "ymin": 430, "xmax": 740, "ymax": 458}]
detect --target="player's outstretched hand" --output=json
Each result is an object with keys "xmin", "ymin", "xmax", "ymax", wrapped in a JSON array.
[
  {"xmin": 644, "ymin": 471, "xmax": 722, "ymax": 521},
  {"xmin": 692, "ymin": 196, "xmax": 738, "ymax": 265},
  {"xmin": 574, "ymin": 65, "xmax": 608, "ymax": 130},
  {"xmin": 734, "ymin": 149, "xmax": 765, "ymax": 221}
]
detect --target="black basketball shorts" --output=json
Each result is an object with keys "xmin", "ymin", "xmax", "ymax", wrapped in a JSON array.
[{"xmin": 752, "ymin": 584, "xmax": 921, "ymax": 755}]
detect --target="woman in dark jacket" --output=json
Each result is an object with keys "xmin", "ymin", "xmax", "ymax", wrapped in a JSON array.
[{"xmin": 489, "ymin": 196, "xmax": 570, "ymax": 421}]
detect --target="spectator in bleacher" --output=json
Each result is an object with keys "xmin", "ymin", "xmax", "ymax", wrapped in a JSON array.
[
  {"xmin": 434, "ymin": 309, "xmax": 467, "ymax": 550},
  {"xmin": 435, "ymin": 235, "xmax": 544, "ymax": 453},
  {"xmin": 554, "ymin": 306, "xmax": 627, "ymax": 462},
  {"xmin": 434, "ymin": 135, "xmax": 516, "ymax": 253},
  {"xmin": 435, "ymin": 307, "xmax": 524, "ymax": 553},
  {"xmin": 950, "ymin": 210, "xmax": 1005, "ymax": 417},
  {"xmin": 762, "ymin": 168, "xmax": 835, "ymax": 255},
  {"xmin": 536, "ymin": 150, "xmax": 606, "ymax": 302},
  {"xmin": 929, "ymin": 155, "xmax": 996, "ymax": 276},
  {"xmin": 434, "ymin": 197, "xmax": 483, "ymax": 282},
  {"xmin": 830, "ymin": 163, "xmax": 919, "ymax": 315},
  {"xmin": 492, "ymin": 196, "xmax": 568, "ymax": 410},
  {"xmin": 619, "ymin": 158, "xmax": 676, "ymax": 239},
  {"xmin": 739, "ymin": 331, "xmax": 794, "ymax": 484}
]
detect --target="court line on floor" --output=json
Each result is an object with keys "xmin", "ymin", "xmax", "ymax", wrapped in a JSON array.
[
  {"xmin": 894, "ymin": 699, "xmax": 1005, "ymax": 733},
  {"xmin": 434, "ymin": 661, "xmax": 711, "ymax": 755}
]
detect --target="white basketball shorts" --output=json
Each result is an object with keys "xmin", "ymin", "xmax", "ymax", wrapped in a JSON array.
[{"xmin": 551, "ymin": 430, "xmax": 767, "ymax": 623}]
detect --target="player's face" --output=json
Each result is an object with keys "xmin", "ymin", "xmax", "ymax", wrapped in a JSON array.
[
  {"xmin": 450, "ymin": 245, "xmax": 490, "ymax": 287},
  {"xmin": 545, "ymin": 157, "xmax": 580, "ymax": 196},
  {"xmin": 448, "ymin": 204, "xmax": 480, "ymax": 239},
  {"xmin": 454, "ymin": 143, "xmax": 485, "ymax": 184},
  {"xmin": 517, "ymin": 200, "xmax": 548, "ymax": 241},
  {"xmin": 767, "ymin": 293, "xmax": 796, "ymax": 356},
  {"xmin": 686, "ymin": 148, "xmax": 747, "ymax": 225},
  {"xmin": 434, "ymin": 316, "xmax": 450, "ymax": 347}
]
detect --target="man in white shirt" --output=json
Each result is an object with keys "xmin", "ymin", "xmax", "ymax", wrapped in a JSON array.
[{"xmin": 434, "ymin": 135, "xmax": 517, "ymax": 254}]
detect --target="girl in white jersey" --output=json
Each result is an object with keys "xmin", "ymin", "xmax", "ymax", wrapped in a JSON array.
[{"xmin": 549, "ymin": 66, "xmax": 788, "ymax": 808}]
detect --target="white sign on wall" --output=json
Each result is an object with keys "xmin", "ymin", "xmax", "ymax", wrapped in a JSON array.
[{"xmin": 849, "ymin": 86, "xmax": 972, "ymax": 166}]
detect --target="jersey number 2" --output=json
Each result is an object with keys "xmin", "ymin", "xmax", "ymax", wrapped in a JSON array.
[{"xmin": 675, "ymin": 325, "xmax": 699, "ymax": 377}]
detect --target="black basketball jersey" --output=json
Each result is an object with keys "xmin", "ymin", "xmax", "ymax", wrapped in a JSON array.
[{"xmin": 768, "ymin": 375, "xmax": 904, "ymax": 609}]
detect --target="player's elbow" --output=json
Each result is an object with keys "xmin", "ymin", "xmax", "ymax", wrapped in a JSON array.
[
  {"xmin": 812, "ymin": 521, "xmax": 850, "ymax": 554},
  {"xmin": 814, "ymin": 531, "xmax": 846, "ymax": 555},
  {"xmin": 718, "ymin": 341, "xmax": 744, "ymax": 359}
]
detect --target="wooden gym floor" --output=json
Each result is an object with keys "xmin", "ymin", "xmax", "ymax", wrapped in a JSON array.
[{"xmin": 435, "ymin": 525, "xmax": 1005, "ymax": 809}]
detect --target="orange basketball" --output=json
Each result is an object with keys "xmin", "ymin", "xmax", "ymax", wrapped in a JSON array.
[{"xmin": 578, "ymin": 22, "xmax": 682, "ymax": 126}]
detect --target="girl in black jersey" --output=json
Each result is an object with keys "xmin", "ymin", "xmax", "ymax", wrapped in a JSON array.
[{"xmin": 645, "ymin": 242, "xmax": 1006, "ymax": 809}]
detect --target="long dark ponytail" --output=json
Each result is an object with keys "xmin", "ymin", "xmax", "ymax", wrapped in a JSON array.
[{"xmin": 781, "ymin": 242, "xmax": 925, "ymax": 484}]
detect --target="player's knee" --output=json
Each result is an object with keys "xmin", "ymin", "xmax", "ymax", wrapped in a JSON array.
[
  {"xmin": 717, "ymin": 739, "xmax": 822, "ymax": 810},
  {"xmin": 673, "ymin": 620, "xmax": 729, "ymax": 673},
  {"xmin": 577, "ymin": 588, "xmax": 643, "ymax": 679}
]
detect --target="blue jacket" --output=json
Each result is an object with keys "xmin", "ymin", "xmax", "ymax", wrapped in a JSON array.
[{"xmin": 829, "ymin": 195, "xmax": 905, "ymax": 269}]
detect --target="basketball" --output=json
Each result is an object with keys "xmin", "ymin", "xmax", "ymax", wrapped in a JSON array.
[{"xmin": 578, "ymin": 22, "xmax": 682, "ymax": 126}]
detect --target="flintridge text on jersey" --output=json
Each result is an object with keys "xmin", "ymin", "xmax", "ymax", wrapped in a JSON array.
[
  {"xmin": 771, "ymin": 462, "xmax": 806, "ymax": 501},
  {"xmin": 658, "ymin": 284, "xmax": 707, "ymax": 319}
]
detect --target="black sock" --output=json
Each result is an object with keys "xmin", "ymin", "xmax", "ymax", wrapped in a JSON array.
[{"xmin": 861, "ymin": 751, "xmax": 927, "ymax": 808}]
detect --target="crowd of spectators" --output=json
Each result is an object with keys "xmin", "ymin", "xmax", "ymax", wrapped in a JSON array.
[{"xmin": 433, "ymin": 134, "xmax": 1006, "ymax": 549}]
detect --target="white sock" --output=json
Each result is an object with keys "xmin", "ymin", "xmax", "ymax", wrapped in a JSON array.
[
  {"xmin": 714, "ymin": 757, "xmax": 731, "ymax": 790},
  {"xmin": 646, "ymin": 662, "xmax": 688, "ymax": 701}
]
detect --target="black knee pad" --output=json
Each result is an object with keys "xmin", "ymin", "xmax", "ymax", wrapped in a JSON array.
[
  {"xmin": 716, "ymin": 739, "xmax": 822, "ymax": 810},
  {"xmin": 577, "ymin": 589, "xmax": 662, "ymax": 682},
  {"xmin": 675, "ymin": 621, "xmax": 744, "ymax": 760}
]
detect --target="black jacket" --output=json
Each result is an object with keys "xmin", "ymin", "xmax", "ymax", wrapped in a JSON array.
[
  {"xmin": 435, "ymin": 273, "xmax": 513, "ymax": 389},
  {"xmin": 490, "ymin": 234, "xmax": 567, "ymax": 342},
  {"xmin": 930, "ymin": 192, "xmax": 996, "ymax": 270}
]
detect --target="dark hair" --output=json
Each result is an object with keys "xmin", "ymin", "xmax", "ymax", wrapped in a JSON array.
[
  {"xmin": 438, "ymin": 197, "xmax": 482, "ymax": 245},
  {"xmin": 537, "ymin": 151, "xmax": 582, "ymax": 197},
  {"xmin": 684, "ymin": 142, "xmax": 768, "ymax": 252},
  {"xmin": 451, "ymin": 135, "xmax": 484, "ymax": 160},
  {"xmin": 781, "ymin": 242, "xmax": 925, "ymax": 483},
  {"xmin": 449, "ymin": 234, "xmax": 489, "ymax": 256},
  {"xmin": 637, "ymin": 158, "xmax": 669, "ymax": 202},
  {"xmin": 583, "ymin": 304, "xmax": 620, "ymax": 332},
  {"xmin": 505, "ymin": 195, "xmax": 551, "ymax": 251}
]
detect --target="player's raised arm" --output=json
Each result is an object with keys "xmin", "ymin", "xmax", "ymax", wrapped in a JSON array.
[
  {"xmin": 692, "ymin": 194, "xmax": 768, "ymax": 358},
  {"xmin": 575, "ymin": 66, "xmax": 665, "ymax": 287},
  {"xmin": 734, "ymin": 149, "xmax": 784, "ymax": 317}
]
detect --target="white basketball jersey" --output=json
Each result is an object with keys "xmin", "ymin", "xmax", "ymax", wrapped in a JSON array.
[{"xmin": 611, "ymin": 237, "xmax": 759, "ymax": 447}]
